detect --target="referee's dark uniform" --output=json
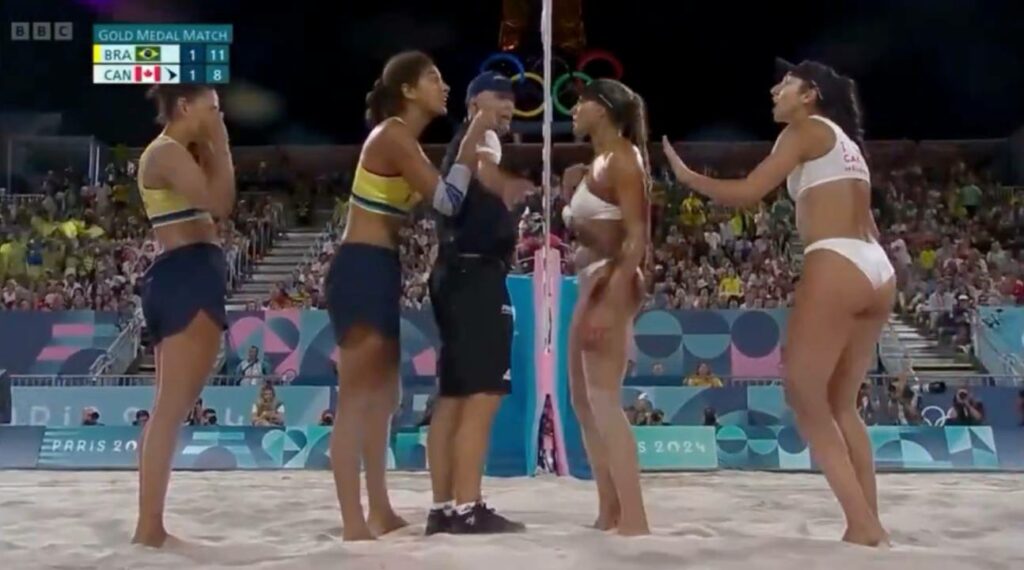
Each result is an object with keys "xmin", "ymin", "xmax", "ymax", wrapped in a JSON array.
[{"xmin": 429, "ymin": 121, "xmax": 516, "ymax": 398}]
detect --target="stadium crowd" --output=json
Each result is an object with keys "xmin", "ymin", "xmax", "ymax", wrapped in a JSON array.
[
  {"xmin": 267, "ymin": 155, "xmax": 1023, "ymax": 323},
  {"xmin": 0, "ymin": 162, "xmax": 284, "ymax": 315}
]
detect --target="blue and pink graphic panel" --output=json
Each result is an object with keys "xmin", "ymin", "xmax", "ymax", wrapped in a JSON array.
[{"xmin": 0, "ymin": 311, "xmax": 120, "ymax": 375}]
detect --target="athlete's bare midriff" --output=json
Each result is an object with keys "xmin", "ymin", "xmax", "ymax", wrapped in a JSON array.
[
  {"xmin": 153, "ymin": 218, "xmax": 219, "ymax": 252},
  {"xmin": 795, "ymin": 178, "xmax": 879, "ymax": 247},
  {"xmin": 341, "ymin": 206, "xmax": 405, "ymax": 250}
]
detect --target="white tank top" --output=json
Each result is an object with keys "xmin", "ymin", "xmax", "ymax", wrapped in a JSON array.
[{"xmin": 778, "ymin": 115, "xmax": 870, "ymax": 201}]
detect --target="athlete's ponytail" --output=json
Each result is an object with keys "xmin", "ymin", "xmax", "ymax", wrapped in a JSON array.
[
  {"xmin": 624, "ymin": 92, "xmax": 652, "ymax": 191},
  {"xmin": 365, "ymin": 50, "xmax": 436, "ymax": 127},
  {"xmin": 825, "ymin": 76, "xmax": 867, "ymax": 155},
  {"xmin": 365, "ymin": 78, "xmax": 397, "ymax": 127}
]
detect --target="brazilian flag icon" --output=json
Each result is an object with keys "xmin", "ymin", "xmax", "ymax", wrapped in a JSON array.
[{"xmin": 136, "ymin": 46, "xmax": 161, "ymax": 62}]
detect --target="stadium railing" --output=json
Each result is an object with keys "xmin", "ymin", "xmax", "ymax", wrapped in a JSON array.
[
  {"xmin": 972, "ymin": 309, "xmax": 1024, "ymax": 383},
  {"xmin": 9, "ymin": 373, "xmax": 1020, "ymax": 388},
  {"xmin": 11, "ymin": 374, "xmax": 289, "ymax": 387},
  {"xmin": 0, "ymin": 191, "xmax": 45, "ymax": 210},
  {"xmin": 226, "ymin": 215, "xmax": 279, "ymax": 291},
  {"xmin": 88, "ymin": 313, "xmax": 144, "ymax": 376}
]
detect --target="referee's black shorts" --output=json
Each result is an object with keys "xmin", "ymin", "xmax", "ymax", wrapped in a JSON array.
[{"xmin": 429, "ymin": 256, "xmax": 513, "ymax": 398}]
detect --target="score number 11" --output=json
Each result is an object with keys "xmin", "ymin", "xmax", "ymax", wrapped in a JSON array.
[{"xmin": 181, "ymin": 44, "xmax": 230, "ymax": 84}]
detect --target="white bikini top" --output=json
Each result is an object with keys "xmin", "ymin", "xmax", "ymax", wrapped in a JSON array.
[
  {"xmin": 778, "ymin": 115, "xmax": 870, "ymax": 201},
  {"xmin": 569, "ymin": 178, "xmax": 622, "ymax": 221}
]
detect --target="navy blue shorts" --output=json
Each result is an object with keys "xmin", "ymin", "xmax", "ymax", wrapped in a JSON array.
[
  {"xmin": 326, "ymin": 243, "xmax": 402, "ymax": 341},
  {"xmin": 140, "ymin": 243, "xmax": 227, "ymax": 346}
]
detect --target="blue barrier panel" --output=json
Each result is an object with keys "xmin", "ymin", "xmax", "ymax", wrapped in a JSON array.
[
  {"xmin": 11, "ymin": 386, "xmax": 331, "ymax": 427},
  {"xmin": 634, "ymin": 426, "xmax": 718, "ymax": 470},
  {"xmin": 37, "ymin": 426, "xmax": 141, "ymax": 468},
  {"xmin": 274, "ymin": 426, "xmax": 333, "ymax": 469},
  {"xmin": 556, "ymin": 276, "xmax": 586, "ymax": 478},
  {"xmin": 976, "ymin": 307, "xmax": 1024, "ymax": 376},
  {"xmin": 715, "ymin": 425, "xmax": 1012, "ymax": 471},
  {"xmin": 394, "ymin": 426, "xmax": 719, "ymax": 472},
  {"xmin": 616, "ymin": 385, "xmax": 1023, "ymax": 429},
  {"xmin": 0, "ymin": 426, "xmax": 45, "ymax": 468},
  {"xmin": 491, "ymin": 274, "xmax": 535, "ymax": 477},
  {"xmin": 6, "ymin": 425, "xmax": 1022, "ymax": 471},
  {"xmin": 33, "ymin": 426, "xmax": 380, "ymax": 470},
  {"xmin": 992, "ymin": 428, "xmax": 1024, "ymax": 470},
  {"xmin": 393, "ymin": 428, "xmax": 428, "ymax": 470},
  {"xmin": 0, "ymin": 311, "xmax": 121, "ymax": 375},
  {"xmin": 174, "ymin": 426, "xmax": 281, "ymax": 469},
  {"xmin": 224, "ymin": 309, "xmax": 443, "ymax": 385}
]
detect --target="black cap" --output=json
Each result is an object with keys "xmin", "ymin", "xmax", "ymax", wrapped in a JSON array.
[
  {"xmin": 775, "ymin": 58, "xmax": 847, "ymax": 104},
  {"xmin": 466, "ymin": 71, "xmax": 514, "ymax": 104}
]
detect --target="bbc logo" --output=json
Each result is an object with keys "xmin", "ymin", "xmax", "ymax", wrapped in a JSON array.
[{"xmin": 11, "ymin": 22, "xmax": 73, "ymax": 41}]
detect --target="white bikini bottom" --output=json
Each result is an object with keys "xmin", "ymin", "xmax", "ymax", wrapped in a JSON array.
[{"xmin": 804, "ymin": 238, "xmax": 895, "ymax": 289}]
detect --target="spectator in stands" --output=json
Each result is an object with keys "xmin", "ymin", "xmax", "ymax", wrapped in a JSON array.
[
  {"xmin": 624, "ymin": 394, "xmax": 665, "ymax": 426},
  {"xmin": 236, "ymin": 346, "xmax": 270, "ymax": 385},
  {"xmin": 319, "ymin": 411, "xmax": 334, "ymax": 426},
  {"xmin": 81, "ymin": 407, "xmax": 102, "ymax": 426},
  {"xmin": 185, "ymin": 398, "xmax": 205, "ymax": 427},
  {"xmin": 133, "ymin": 410, "xmax": 150, "ymax": 427},
  {"xmin": 946, "ymin": 388, "xmax": 985, "ymax": 426},
  {"xmin": 201, "ymin": 408, "xmax": 218, "ymax": 426},
  {"xmin": 702, "ymin": 406, "xmax": 719, "ymax": 427},
  {"xmin": 856, "ymin": 382, "xmax": 878, "ymax": 426},
  {"xmin": 251, "ymin": 382, "xmax": 285, "ymax": 426},
  {"xmin": 686, "ymin": 362, "xmax": 724, "ymax": 388},
  {"xmin": 0, "ymin": 162, "xmax": 280, "ymax": 314}
]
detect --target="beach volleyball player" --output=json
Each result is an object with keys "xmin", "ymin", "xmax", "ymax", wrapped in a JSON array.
[
  {"xmin": 132, "ymin": 85, "xmax": 235, "ymax": 547},
  {"xmin": 325, "ymin": 51, "xmax": 498, "ymax": 541},
  {"xmin": 563, "ymin": 78, "xmax": 652, "ymax": 536},
  {"xmin": 425, "ymin": 72, "xmax": 533, "ymax": 535},
  {"xmin": 662, "ymin": 59, "xmax": 894, "ymax": 547}
]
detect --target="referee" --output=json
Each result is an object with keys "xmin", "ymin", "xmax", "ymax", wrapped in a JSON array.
[{"xmin": 425, "ymin": 72, "xmax": 532, "ymax": 535}]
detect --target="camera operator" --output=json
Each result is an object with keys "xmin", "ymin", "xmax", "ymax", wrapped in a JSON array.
[
  {"xmin": 946, "ymin": 388, "xmax": 986, "ymax": 426},
  {"xmin": 884, "ymin": 374, "xmax": 922, "ymax": 426}
]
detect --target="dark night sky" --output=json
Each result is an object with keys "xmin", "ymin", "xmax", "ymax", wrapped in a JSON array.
[{"xmin": 3, "ymin": 0, "xmax": 1024, "ymax": 146}]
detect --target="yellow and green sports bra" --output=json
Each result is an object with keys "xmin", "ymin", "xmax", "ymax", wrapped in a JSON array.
[
  {"xmin": 349, "ymin": 162, "xmax": 420, "ymax": 217},
  {"xmin": 137, "ymin": 135, "xmax": 214, "ymax": 228}
]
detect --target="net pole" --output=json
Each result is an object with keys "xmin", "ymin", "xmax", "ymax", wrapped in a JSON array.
[{"xmin": 541, "ymin": 0, "xmax": 554, "ymax": 350}]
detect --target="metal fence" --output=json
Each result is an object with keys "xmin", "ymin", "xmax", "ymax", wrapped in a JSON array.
[
  {"xmin": 9, "ymin": 373, "xmax": 1020, "ymax": 388},
  {"xmin": 10, "ymin": 374, "xmax": 291, "ymax": 387},
  {"xmin": 225, "ymin": 212, "xmax": 281, "ymax": 291},
  {"xmin": 88, "ymin": 315, "xmax": 144, "ymax": 376}
]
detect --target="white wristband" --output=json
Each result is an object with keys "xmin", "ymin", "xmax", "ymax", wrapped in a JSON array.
[{"xmin": 476, "ymin": 130, "xmax": 502, "ymax": 164}]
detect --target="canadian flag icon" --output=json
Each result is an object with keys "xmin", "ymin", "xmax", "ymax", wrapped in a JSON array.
[{"xmin": 133, "ymin": 65, "xmax": 162, "ymax": 83}]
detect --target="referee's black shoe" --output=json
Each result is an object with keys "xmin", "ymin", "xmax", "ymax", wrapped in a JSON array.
[
  {"xmin": 425, "ymin": 508, "xmax": 454, "ymax": 536},
  {"xmin": 451, "ymin": 502, "xmax": 526, "ymax": 534}
]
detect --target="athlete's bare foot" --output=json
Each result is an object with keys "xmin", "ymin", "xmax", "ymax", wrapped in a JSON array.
[
  {"xmin": 615, "ymin": 522, "xmax": 651, "ymax": 537},
  {"xmin": 592, "ymin": 499, "xmax": 621, "ymax": 530},
  {"xmin": 342, "ymin": 524, "xmax": 377, "ymax": 542},
  {"xmin": 368, "ymin": 511, "xmax": 409, "ymax": 537},
  {"xmin": 131, "ymin": 527, "xmax": 183, "ymax": 549},
  {"xmin": 842, "ymin": 524, "xmax": 890, "ymax": 548},
  {"xmin": 592, "ymin": 511, "xmax": 619, "ymax": 531}
]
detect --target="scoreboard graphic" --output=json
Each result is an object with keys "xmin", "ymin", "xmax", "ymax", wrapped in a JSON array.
[{"xmin": 92, "ymin": 24, "xmax": 232, "ymax": 85}]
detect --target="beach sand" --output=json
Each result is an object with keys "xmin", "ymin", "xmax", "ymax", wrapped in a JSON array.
[{"xmin": 0, "ymin": 471, "xmax": 1021, "ymax": 570}]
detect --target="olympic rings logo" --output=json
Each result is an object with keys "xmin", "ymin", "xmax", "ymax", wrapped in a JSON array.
[{"xmin": 477, "ymin": 49, "xmax": 624, "ymax": 119}]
